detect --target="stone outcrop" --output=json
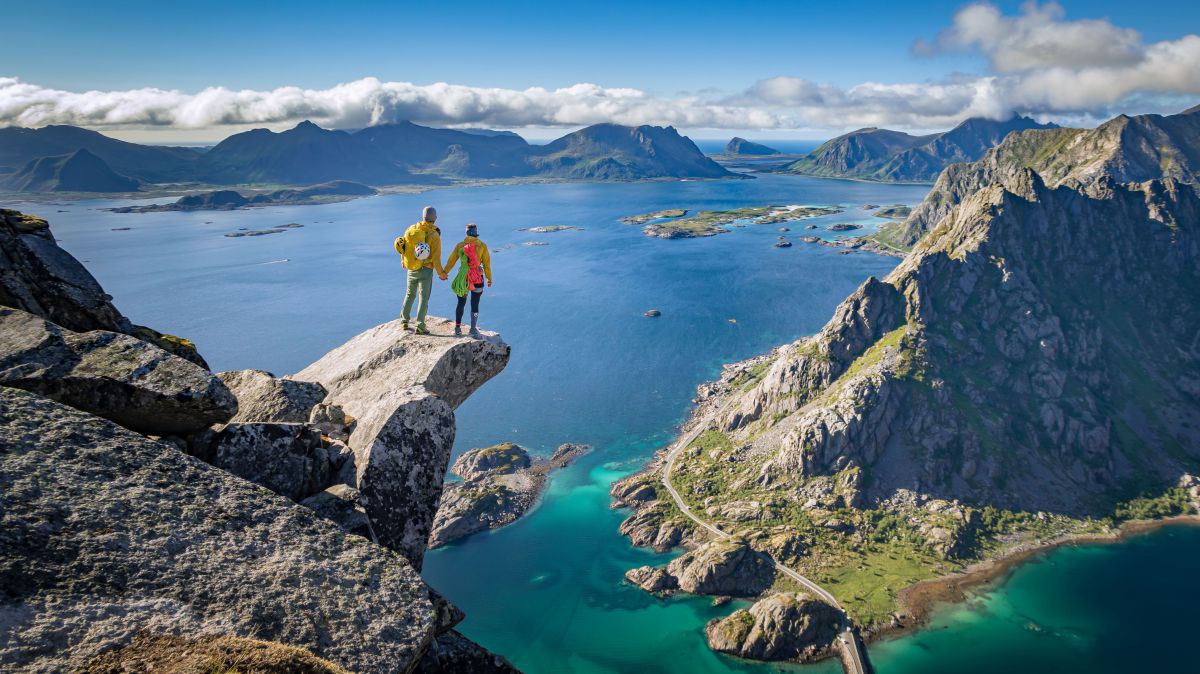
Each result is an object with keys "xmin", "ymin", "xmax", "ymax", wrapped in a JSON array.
[
  {"xmin": 0, "ymin": 208, "xmax": 208, "ymax": 367},
  {"xmin": 0, "ymin": 387, "xmax": 437, "ymax": 673},
  {"xmin": 705, "ymin": 593, "xmax": 841, "ymax": 662},
  {"xmin": 626, "ymin": 539, "xmax": 775, "ymax": 599},
  {"xmin": 415, "ymin": 629, "xmax": 521, "ymax": 674},
  {"xmin": 293, "ymin": 317, "xmax": 510, "ymax": 568},
  {"xmin": 0, "ymin": 307, "xmax": 236, "ymax": 435},
  {"xmin": 78, "ymin": 633, "xmax": 348, "ymax": 674},
  {"xmin": 664, "ymin": 539, "xmax": 776, "ymax": 596},
  {"xmin": 218, "ymin": 369, "xmax": 327, "ymax": 423},
  {"xmin": 429, "ymin": 442, "xmax": 590, "ymax": 548},
  {"xmin": 624, "ymin": 565, "xmax": 678, "ymax": 594}
]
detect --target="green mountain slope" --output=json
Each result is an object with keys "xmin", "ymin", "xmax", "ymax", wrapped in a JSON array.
[{"xmin": 1, "ymin": 149, "xmax": 139, "ymax": 192}]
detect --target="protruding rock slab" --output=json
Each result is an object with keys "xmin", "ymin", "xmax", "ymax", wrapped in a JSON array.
[
  {"xmin": 0, "ymin": 387, "xmax": 436, "ymax": 673},
  {"xmin": 292, "ymin": 317, "xmax": 510, "ymax": 568},
  {"xmin": 293, "ymin": 317, "xmax": 510, "ymax": 410},
  {"xmin": 705, "ymin": 593, "xmax": 840, "ymax": 662},
  {"xmin": 0, "ymin": 307, "xmax": 236, "ymax": 435},
  {"xmin": 218, "ymin": 369, "xmax": 327, "ymax": 423}
]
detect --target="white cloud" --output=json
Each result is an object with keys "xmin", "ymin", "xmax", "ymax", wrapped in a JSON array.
[
  {"xmin": 0, "ymin": 3, "xmax": 1196, "ymax": 138},
  {"xmin": 0, "ymin": 76, "xmax": 791, "ymax": 132}
]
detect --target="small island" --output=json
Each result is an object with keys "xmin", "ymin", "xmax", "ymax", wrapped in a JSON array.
[
  {"xmin": 224, "ymin": 223, "xmax": 304, "ymax": 238},
  {"xmin": 108, "ymin": 181, "xmax": 378, "ymax": 213},
  {"xmin": 619, "ymin": 209, "xmax": 688, "ymax": 225},
  {"xmin": 827, "ymin": 223, "xmax": 863, "ymax": 232},
  {"xmin": 518, "ymin": 225, "xmax": 580, "ymax": 233},
  {"xmin": 636, "ymin": 205, "xmax": 842, "ymax": 239},
  {"xmin": 872, "ymin": 204, "xmax": 912, "ymax": 219},
  {"xmin": 429, "ymin": 442, "xmax": 590, "ymax": 547}
]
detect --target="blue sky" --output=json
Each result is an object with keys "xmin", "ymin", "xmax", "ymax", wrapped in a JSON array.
[{"xmin": 4, "ymin": 0, "xmax": 1200, "ymax": 141}]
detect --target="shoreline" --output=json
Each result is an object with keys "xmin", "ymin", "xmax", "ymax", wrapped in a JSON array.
[{"xmin": 869, "ymin": 514, "xmax": 1200, "ymax": 645}]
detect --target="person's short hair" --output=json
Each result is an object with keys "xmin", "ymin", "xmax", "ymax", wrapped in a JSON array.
[
  {"xmin": 422, "ymin": 206, "xmax": 437, "ymax": 222},
  {"xmin": 466, "ymin": 222, "xmax": 478, "ymax": 233}
]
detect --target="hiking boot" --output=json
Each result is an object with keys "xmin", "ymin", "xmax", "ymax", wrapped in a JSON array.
[
  {"xmin": 453, "ymin": 324, "xmax": 463, "ymax": 336},
  {"xmin": 414, "ymin": 325, "xmax": 430, "ymax": 335},
  {"xmin": 469, "ymin": 327, "xmax": 482, "ymax": 338},
  {"xmin": 400, "ymin": 319, "xmax": 410, "ymax": 330}
]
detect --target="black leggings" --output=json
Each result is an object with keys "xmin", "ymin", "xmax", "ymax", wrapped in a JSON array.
[{"xmin": 455, "ymin": 290, "xmax": 482, "ymax": 324}]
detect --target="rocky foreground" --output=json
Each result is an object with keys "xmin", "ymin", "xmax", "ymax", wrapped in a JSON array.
[
  {"xmin": 0, "ymin": 208, "xmax": 518, "ymax": 672},
  {"xmin": 611, "ymin": 105, "xmax": 1200, "ymax": 663}
]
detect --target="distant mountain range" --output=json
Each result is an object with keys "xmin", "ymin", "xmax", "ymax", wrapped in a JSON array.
[
  {"xmin": 0, "ymin": 121, "xmax": 735, "ymax": 192},
  {"xmin": 724, "ymin": 138, "xmax": 780, "ymax": 155},
  {"xmin": 0, "ymin": 149, "xmax": 140, "ymax": 193},
  {"xmin": 779, "ymin": 115, "xmax": 1058, "ymax": 182}
]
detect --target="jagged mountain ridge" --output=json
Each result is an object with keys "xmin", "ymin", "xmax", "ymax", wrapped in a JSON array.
[
  {"xmin": 0, "ymin": 120, "xmax": 734, "ymax": 189},
  {"xmin": 780, "ymin": 115, "xmax": 1057, "ymax": 182},
  {"xmin": 895, "ymin": 105, "xmax": 1200, "ymax": 248}
]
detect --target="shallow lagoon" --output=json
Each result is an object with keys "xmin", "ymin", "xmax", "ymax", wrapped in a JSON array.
[{"xmin": 29, "ymin": 172, "xmax": 1197, "ymax": 673}]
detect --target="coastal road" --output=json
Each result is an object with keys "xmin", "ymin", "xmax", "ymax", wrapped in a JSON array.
[{"xmin": 659, "ymin": 404, "xmax": 870, "ymax": 674}]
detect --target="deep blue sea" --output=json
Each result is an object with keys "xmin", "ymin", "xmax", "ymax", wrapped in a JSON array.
[{"xmin": 21, "ymin": 172, "xmax": 1200, "ymax": 674}]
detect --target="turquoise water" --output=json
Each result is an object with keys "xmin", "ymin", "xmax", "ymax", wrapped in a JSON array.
[{"xmin": 24, "ymin": 173, "xmax": 1198, "ymax": 673}]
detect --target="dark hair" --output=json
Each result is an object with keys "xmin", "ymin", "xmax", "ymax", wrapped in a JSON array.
[{"xmin": 466, "ymin": 224, "xmax": 479, "ymax": 235}]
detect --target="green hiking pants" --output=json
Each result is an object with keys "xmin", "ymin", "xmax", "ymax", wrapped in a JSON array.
[{"xmin": 402, "ymin": 267, "xmax": 434, "ymax": 328}]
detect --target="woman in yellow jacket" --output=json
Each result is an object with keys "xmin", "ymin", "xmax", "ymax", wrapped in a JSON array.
[{"xmin": 442, "ymin": 223, "xmax": 492, "ymax": 337}]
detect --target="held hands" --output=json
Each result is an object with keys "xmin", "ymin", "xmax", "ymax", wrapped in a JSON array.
[
  {"xmin": 439, "ymin": 273, "xmax": 448, "ymax": 281},
  {"xmin": 487, "ymin": 280, "xmax": 492, "ymax": 287}
]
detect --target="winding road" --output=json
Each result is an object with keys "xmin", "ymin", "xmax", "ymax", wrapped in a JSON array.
[{"xmin": 659, "ymin": 407, "xmax": 870, "ymax": 674}]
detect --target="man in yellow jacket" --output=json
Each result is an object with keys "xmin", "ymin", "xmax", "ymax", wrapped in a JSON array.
[{"xmin": 396, "ymin": 206, "xmax": 444, "ymax": 334}]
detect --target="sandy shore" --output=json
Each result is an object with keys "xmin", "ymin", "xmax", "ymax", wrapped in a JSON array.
[{"xmin": 864, "ymin": 514, "xmax": 1200, "ymax": 644}]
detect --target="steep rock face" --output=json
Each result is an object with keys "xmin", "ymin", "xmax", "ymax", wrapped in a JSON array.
[
  {"xmin": 0, "ymin": 307, "xmax": 236, "ymax": 435},
  {"xmin": 293, "ymin": 317, "xmax": 510, "ymax": 568},
  {"xmin": 0, "ymin": 209, "xmax": 207, "ymax": 366},
  {"xmin": 0, "ymin": 387, "xmax": 437, "ymax": 673},
  {"xmin": 669, "ymin": 141, "xmax": 1200, "ymax": 516},
  {"xmin": 705, "ymin": 593, "xmax": 841, "ymax": 662},
  {"xmin": 208, "ymin": 422, "xmax": 331, "ymax": 501}
]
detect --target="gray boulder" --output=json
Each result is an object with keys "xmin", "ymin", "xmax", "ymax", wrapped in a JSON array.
[
  {"xmin": 0, "ymin": 307, "xmax": 236, "ymax": 435},
  {"xmin": 705, "ymin": 592, "xmax": 841, "ymax": 662},
  {"xmin": 0, "ymin": 387, "xmax": 437, "ymax": 673},
  {"xmin": 218, "ymin": 369, "xmax": 327, "ymax": 423},
  {"xmin": 292, "ymin": 317, "xmax": 510, "ymax": 569},
  {"xmin": 208, "ymin": 422, "xmax": 330, "ymax": 501},
  {"xmin": 300, "ymin": 484, "xmax": 374, "ymax": 540}
]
